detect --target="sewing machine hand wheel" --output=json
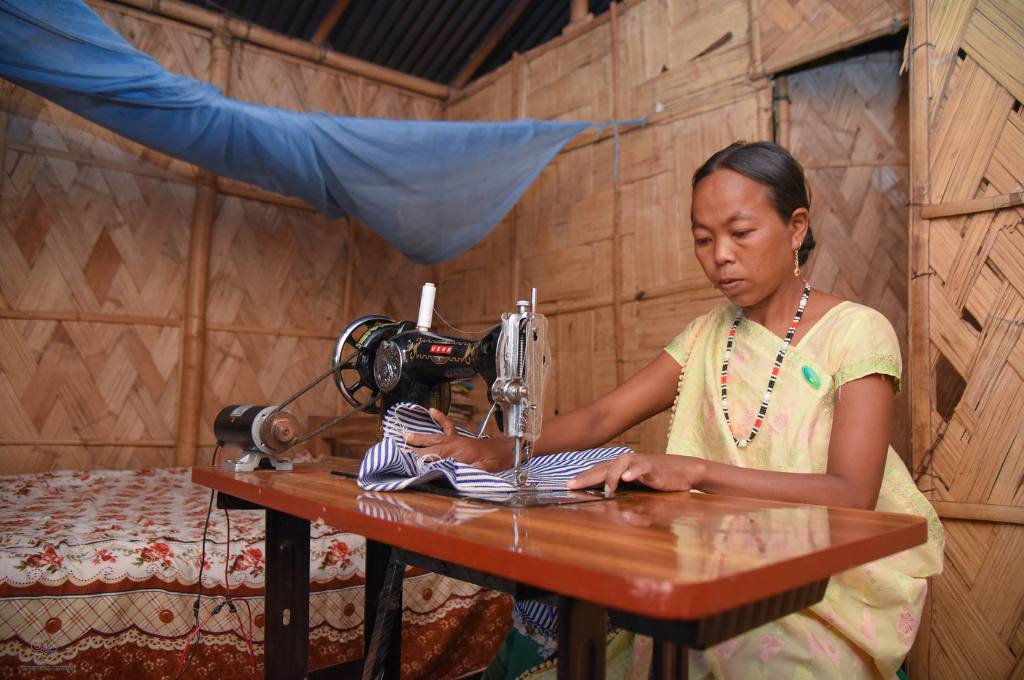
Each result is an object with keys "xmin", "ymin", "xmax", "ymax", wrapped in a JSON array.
[{"xmin": 333, "ymin": 314, "xmax": 394, "ymax": 414}]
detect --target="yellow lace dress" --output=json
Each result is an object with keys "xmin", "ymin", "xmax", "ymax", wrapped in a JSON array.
[{"xmin": 660, "ymin": 300, "xmax": 944, "ymax": 678}]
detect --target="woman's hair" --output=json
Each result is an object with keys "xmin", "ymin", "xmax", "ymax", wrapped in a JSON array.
[{"xmin": 692, "ymin": 141, "xmax": 816, "ymax": 265}]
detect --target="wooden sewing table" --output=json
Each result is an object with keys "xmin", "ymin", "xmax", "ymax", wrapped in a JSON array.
[{"xmin": 192, "ymin": 461, "xmax": 927, "ymax": 679}]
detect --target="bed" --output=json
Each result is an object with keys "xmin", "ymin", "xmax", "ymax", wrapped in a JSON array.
[{"xmin": 0, "ymin": 466, "xmax": 511, "ymax": 679}]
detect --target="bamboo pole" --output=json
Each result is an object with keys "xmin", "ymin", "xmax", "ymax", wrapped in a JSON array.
[
  {"xmin": 510, "ymin": 53, "xmax": 526, "ymax": 301},
  {"xmin": 907, "ymin": 1, "xmax": 932, "ymax": 674},
  {"xmin": 754, "ymin": 77, "xmax": 773, "ymax": 141},
  {"xmin": 107, "ymin": 0, "xmax": 448, "ymax": 99},
  {"xmin": 610, "ymin": 2, "xmax": 625, "ymax": 386},
  {"xmin": 10, "ymin": 140, "xmax": 316, "ymax": 211},
  {"xmin": 908, "ymin": 0, "xmax": 932, "ymax": 475},
  {"xmin": 175, "ymin": 27, "xmax": 230, "ymax": 468},
  {"xmin": 1, "ymin": 438, "xmax": 177, "ymax": 448},
  {"xmin": 921, "ymin": 191, "xmax": 1023, "ymax": 219},
  {"xmin": 803, "ymin": 159, "xmax": 909, "ymax": 169},
  {"xmin": 747, "ymin": 0, "xmax": 764, "ymax": 77},
  {"xmin": 451, "ymin": 0, "xmax": 532, "ymax": 89},
  {"xmin": 775, "ymin": 76, "xmax": 790, "ymax": 148},
  {"xmin": 447, "ymin": 276, "xmax": 728, "ymax": 325},
  {"xmin": 568, "ymin": 0, "xmax": 593, "ymax": 31},
  {"xmin": 931, "ymin": 501, "xmax": 1024, "ymax": 525},
  {"xmin": 205, "ymin": 321, "xmax": 341, "ymax": 340},
  {"xmin": 0, "ymin": 309, "xmax": 181, "ymax": 327},
  {"xmin": 0, "ymin": 309, "xmax": 350, "ymax": 340},
  {"xmin": 310, "ymin": 0, "xmax": 352, "ymax": 45}
]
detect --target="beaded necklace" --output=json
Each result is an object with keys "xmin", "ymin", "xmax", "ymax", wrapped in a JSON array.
[{"xmin": 721, "ymin": 280, "xmax": 811, "ymax": 448}]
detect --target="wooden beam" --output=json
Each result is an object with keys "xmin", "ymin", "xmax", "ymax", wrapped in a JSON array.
[
  {"xmin": 570, "ymin": 0, "xmax": 591, "ymax": 25},
  {"xmin": 311, "ymin": 0, "xmax": 352, "ymax": 45},
  {"xmin": 176, "ymin": 27, "xmax": 231, "ymax": 468},
  {"xmin": 451, "ymin": 0, "xmax": 532, "ymax": 89},
  {"xmin": 921, "ymin": 191, "xmax": 1023, "ymax": 219}
]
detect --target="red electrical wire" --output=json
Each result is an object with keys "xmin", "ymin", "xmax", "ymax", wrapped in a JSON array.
[{"xmin": 174, "ymin": 607, "xmax": 217, "ymax": 678}]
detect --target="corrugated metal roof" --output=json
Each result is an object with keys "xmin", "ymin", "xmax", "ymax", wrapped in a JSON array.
[{"xmin": 180, "ymin": 0, "xmax": 611, "ymax": 86}]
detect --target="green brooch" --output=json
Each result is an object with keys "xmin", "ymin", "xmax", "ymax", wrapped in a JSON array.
[{"xmin": 802, "ymin": 365, "xmax": 821, "ymax": 389}]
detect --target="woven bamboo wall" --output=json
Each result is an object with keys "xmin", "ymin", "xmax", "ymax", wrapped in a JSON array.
[
  {"xmin": 444, "ymin": 0, "xmax": 910, "ymax": 454},
  {"xmin": 0, "ymin": 1, "xmax": 439, "ymax": 474},
  {"xmin": 753, "ymin": 0, "xmax": 906, "ymax": 73},
  {"xmin": 907, "ymin": 1, "xmax": 1024, "ymax": 677},
  {"xmin": 784, "ymin": 49, "xmax": 911, "ymax": 456}
]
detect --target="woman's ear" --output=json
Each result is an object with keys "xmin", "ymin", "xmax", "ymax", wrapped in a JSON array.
[{"xmin": 789, "ymin": 207, "xmax": 810, "ymax": 250}]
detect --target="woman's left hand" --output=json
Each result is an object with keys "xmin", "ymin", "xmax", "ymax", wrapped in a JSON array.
[{"xmin": 566, "ymin": 453, "xmax": 705, "ymax": 495}]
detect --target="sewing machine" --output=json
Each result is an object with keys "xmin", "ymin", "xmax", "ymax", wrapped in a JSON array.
[{"xmin": 213, "ymin": 283, "xmax": 551, "ymax": 498}]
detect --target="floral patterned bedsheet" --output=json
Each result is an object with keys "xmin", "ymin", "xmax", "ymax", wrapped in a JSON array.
[{"xmin": 0, "ymin": 468, "xmax": 510, "ymax": 679}]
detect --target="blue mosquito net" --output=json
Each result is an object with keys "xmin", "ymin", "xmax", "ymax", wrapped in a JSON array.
[{"xmin": 0, "ymin": 0, "xmax": 636, "ymax": 263}]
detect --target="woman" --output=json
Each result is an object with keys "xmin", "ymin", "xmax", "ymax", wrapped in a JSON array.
[{"xmin": 408, "ymin": 141, "xmax": 944, "ymax": 678}]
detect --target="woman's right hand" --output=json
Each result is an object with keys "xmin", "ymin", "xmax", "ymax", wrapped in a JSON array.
[{"xmin": 404, "ymin": 408, "xmax": 513, "ymax": 472}]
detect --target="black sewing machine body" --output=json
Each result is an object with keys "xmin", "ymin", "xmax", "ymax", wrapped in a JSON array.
[{"xmin": 335, "ymin": 317, "xmax": 502, "ymax": 422}]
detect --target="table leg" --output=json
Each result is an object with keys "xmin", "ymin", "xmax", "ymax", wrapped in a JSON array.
[
  {"xmin": 650, "ymin": 640, "xmax": 688, "ymax": 680},
  {"xmin": 362, "ymin": 542, "xmax": 403, "ymax": 680},
  {"xmin": 556, "ymin": 597, "xmax": 606, "ymax": 680},
  {"xmin": 264, "ymin": 509, "xmax": 310, "ymax": 680}
]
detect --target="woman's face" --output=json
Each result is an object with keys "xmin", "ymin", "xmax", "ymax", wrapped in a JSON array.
[{"xmin": 690, "ymin": 168, "xmax": 807, "ymax": 308}]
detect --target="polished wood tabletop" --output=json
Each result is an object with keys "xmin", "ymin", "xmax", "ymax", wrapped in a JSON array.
[{"xmin": 192, "ymin": 462, "xmax": 927, "ymax": 621}]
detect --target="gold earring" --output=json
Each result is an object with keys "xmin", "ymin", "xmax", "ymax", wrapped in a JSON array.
[{"xmin": 793, "ymin": 250, "xmax": 801, "ymax": 278}]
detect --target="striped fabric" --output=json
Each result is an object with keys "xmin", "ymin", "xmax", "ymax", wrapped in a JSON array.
[
  {"xmin": 512, "ymin": 598, "xmax": 561, "ymax": 656},
  {"xmin": 357, "ymin": 403, "xmax": 631, "ymax": 657},
  {"xmin": 357, "ymin": 403, "xmax": 630, "ymax": 493}
]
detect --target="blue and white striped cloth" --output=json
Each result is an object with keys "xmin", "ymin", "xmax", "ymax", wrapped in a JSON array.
[
  {"xmin": 358, "ymin": 402, "xmax": 629, "ymax": 657},
  {"xmin": 357, "ymin": 403, "xmax": 631, "ymax": 493}
]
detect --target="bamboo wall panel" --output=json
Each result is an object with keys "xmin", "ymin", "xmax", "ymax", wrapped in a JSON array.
[
  {"xmin": 526, "ymin": 23, "xmax": 613, "ymax": 121},
  {"xmin": 619, "ymin": 291, "xmax": 724, "ymax": 453},
  {"xmin": 0, "ymin": 136, "xmax": 192, "ymax": 317},
  {"xmin": 0, "ymin": 3, "xmax": 439, "ymax": 473},
  {"xmin": 0, "ymin": 319, "xmax": 180, "ymax": 469},
  {"xmin": 621, "ymin": 0, "xmax": 751, "ymax": 119},
  {"xmin": 3, "ymin": 5, "xmax": 208, "ymax": 181},
  {"xmin": 447, "ymin": 73, "xmax": 515, "ymax": 122},
  {"xmin": 347, "ymin": 224, "xmax": 434, "ymax": 322},
  {"xmin": 550, "ymin": 306, "xmax": 617, "ymax": 419},
  {"xmin": 229, "ymin": 43, "xmax": 361, "ymax": 114},
  {"xmin": 755, "ymin": 0, "xmax": 906, "ymax": 74},
  {"xmin": 620, "ymin": 96, "xmax": 758, "ymax": 298},
  {"xmin": 434, "ymin": 217, "xmax": 516, "ymax": 324},
  {"xmin": 518, "ymin": 140, "xmax": 616, "ymax": 308},
  {"xmin": 200, "ymin": 332, "xmax": 341, "ymax": 446},
  {"xmin": 205, "ymin": 196, "xmax": 350, "ymax": 330},
  {"xmin": 0, "ymin": 5, "xmax": 206, "ymax": 473},
  {"xmin": 363, "ymin": 80, "xmax": 443, "ymax": 120},
  {"xmin": 0, "ymin": 446, "xmax": 176, "ymax": 476},
  {"xmin": 786, "ymin": 51, "xmax": 911, "ymax": 456},
  {"xmin": 911, "ymin": 0, "xmax": 1024, "ymax": 677}
]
